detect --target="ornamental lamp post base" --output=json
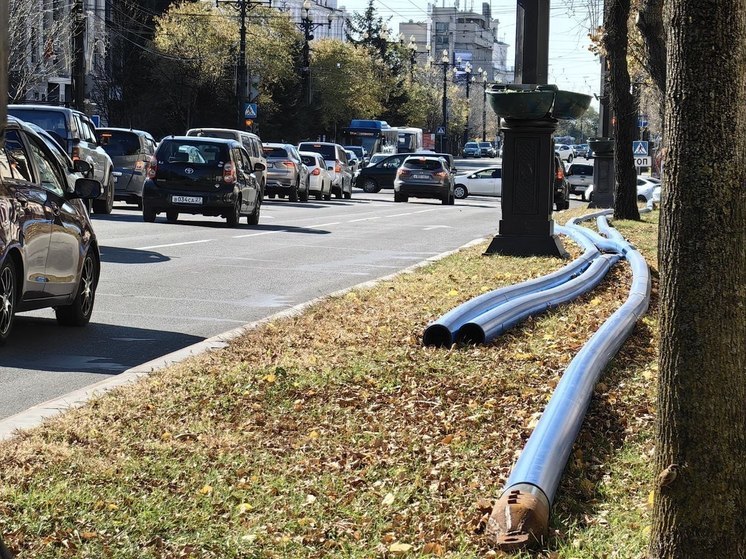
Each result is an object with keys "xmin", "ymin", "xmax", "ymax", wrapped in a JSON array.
[{"xmin": 484, "ymin": 116, "xmax": 567, "ymax": 258}]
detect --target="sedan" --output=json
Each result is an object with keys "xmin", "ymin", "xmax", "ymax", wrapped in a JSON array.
[
  {"xmin": 299, "ymin": 151, "xmax": 332, "ymax": 201},
  {"xmin": 453, "ymin": 166, "xmax": 502, "ymax": 199},
  {"xmin": 1, "ymin": 117, "xmax": 102, "ymax": 343},
  {"xmin": 585, "ymin": 175, "xmax": 661, "ymax": 204}
]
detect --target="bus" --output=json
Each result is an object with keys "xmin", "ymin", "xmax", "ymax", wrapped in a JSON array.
[
  {"xmin": 342, "ymin": 119, "xmax": 399, "ymax": 156},
  {"xmin": 397, "ymin": 127, "xmax": 423, "ymax": 153}
]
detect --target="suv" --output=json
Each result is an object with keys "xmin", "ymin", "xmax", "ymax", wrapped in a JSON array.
[
  {"xmin": 96, "ymin": 128, "xmax": 157, "ymax": 207},
  {"xmin": 462, "ymin": 142, "xmax": 481, "ymax": 158},
  {"xmin": 393, "ymin": 155, "xmax": 455, "ymax": 204},
  {"xmin": 478, "ymin": 141, "xmax": 496, "ymax": 158},
  {"xmin": 7, "ymin": 104, "xmax": 115, "ymax": 213},
  {"xmin": 344, "ymin": 145, "xmax": 368, "ymax": 167},
  {"xmin": 142, "ymin": 136, "xmax": 263, "ymax": 226},
  {"xmin": 553, "ymin": 153, "xmax": 570, "ymax": 210},
  {"xmin": 262, "ymin": 143, "xmax": 309, "ymax": 201},
  {"xmin": 565, "ymin": 162, "xmax": 594, "ymax": 200},
  {"xmin": 186, "ymin": 128, "xmax": 267, "ymax": 196},
  {"xmin": 1, "ymin": 117, "xmax": 103, "ymax": 342},
  {"xmin": 297, "ymin": 142, "xmax": 353, "ymax": 199},
  {"xmin": 355, "ymin": 151, "xmax": 455, "ymax": 194},
  {"xmin": 555, "ymin": 144, "xmax": 575, "ymax": 163}
]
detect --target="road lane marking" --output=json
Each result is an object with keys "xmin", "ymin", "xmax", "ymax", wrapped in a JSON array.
[
  {"xmin": 136, "ymin": 239, "xmax": 213, "ymax": 250},
  {"xmin": 232, "ymin": 230, "xmax": 288, "ymax": 239},
  {"xmin": 348, "ymin": 216, "xmax": 381, "ymax": 223},
  {"xmin": 307, "ymin": 222, "xmax": 340, "ymax": 228}
]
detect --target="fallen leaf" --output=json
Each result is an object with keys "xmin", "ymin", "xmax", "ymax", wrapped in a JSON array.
[
  {"xmin": 389, "ymin": 542, "xmax": 413, "ymax": 554},
  {"xmin": 236, "ymin": 503, "xmax": 252, "ymax": 514},
  {"xmin": 448, "ymin": 289, "xmax": 459, "ymax": 296},
  {"xmin": 199, "ymin": 484, "xmax": 213, "ymax": 495},
  {"xmin": 80, "ymin": 531, "xmax": 97, "ymax": 540},
  {"xmin": 440, "ymin": 434, "xmax": 454, "ymax": 445},
  {"xmin": 382, "ymin": 492, "xmax": 395, "ymax": 506},
  {"xmin": 423, "ymin": 542, "xmax": 445, "ymax": 555}
]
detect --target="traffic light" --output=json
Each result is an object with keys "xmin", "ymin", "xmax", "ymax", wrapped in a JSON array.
[{"xmin": 244, "ymin": 119, "xmax": 253, "ymax": 131}]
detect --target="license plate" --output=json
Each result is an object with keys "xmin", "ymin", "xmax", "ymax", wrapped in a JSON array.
[
  {"xmin": 172, "ymin": 195, "xmax": 202, "ymax": 204},
  {"xmin": 413, "ymin": 174, "xmax": 429, "ymax": 180}
]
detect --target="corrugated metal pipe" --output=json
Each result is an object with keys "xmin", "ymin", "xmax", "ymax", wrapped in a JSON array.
[
  {"xmin": 487, "ymin": 218, "xmax": 651, "ymax": 551},
  {"xmin": 422, "ymin": 226, "xmax": 600, "ymax": 347}
]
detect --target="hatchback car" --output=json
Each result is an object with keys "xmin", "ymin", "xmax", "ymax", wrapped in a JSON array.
[
  {"xmin": 454, "ymin": 166, "xmax": 502, "ymax": 199},
  {"xmin": 478, "ymin": 141, "xmax": 496, "ymax": 158},
  {"xmin": 297, "ymin": 142, "xmax": 353, "ymax": 199},
  {"xmin": 95, "ymin": 128, "xmax": 157, "ymax": 207},
  {"xmin": 299, "ymin": 151, "xmax": 332, "ymax": 201},
  {"xmin": 462, "ymin": 142, "xmax": 481, "ymax": 158},
  {"xmin": 7, "ymin": 104, "xmax": 115, "ymax": 214},
  {"xmin": 262, "ymin": 143, "xmax": 309, "ymax": 202},
  {"xmin": 394, "ymin": 156, "xmax": 455, "ymax": 204},
  {"xmin": 1, "ymin": 117, "xmax": 102, "ymax": 343},
  {"xmin": 356, "ymin": 152, "xmax": 455, "ymax": 193},
  {"xmin": 565, "ymin": 162, "xmax": 594, "ymax": 200},
  {"xmin": 142, "ymin": 136, "xmax": 263, "ymax": 226}
]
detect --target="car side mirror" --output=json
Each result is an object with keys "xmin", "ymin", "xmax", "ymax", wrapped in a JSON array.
[
  {"xmin": 254, "ymin": 162, "xmax": 266, "ymax": 172},
  {"xmin": 70, "ymin": 177, "xmax": 102, "ymax": 199},
  {"xmin": 73, "ymin": 159, "xmax": 92, "ymax": 174}
]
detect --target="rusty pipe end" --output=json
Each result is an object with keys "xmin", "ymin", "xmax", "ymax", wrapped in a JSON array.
[{"xmin": 486, "ymin": 484, "xmax": 550, "ymax": 552}]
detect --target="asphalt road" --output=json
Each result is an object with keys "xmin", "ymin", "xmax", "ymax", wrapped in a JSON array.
[{"xmin": 0, "ymin": 157, "xmax": 585, "ymax": 420}]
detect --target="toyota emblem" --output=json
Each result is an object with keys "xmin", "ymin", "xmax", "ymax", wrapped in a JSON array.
[{"xmin": 185, "ymin": 167, "xmax": 194, "ymax": 174}]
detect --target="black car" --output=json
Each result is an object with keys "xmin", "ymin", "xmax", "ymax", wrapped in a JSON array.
[
  {"xmin": 355, "ymin": 152, "xmax": 456, "ymax": 193},
  {"xmin": 393, "ymin": 155, "xmax": 455, "ymax": 204},
  {"xmin": 96, "ymin": 128, "xmax": 157, "ymax": 208},
  {"xmin": 142, "ymin": 137, "xmax": 264, "ymax": 226},
  {"xmin": 553, "ymin": 153, "xmax": 571, "ymax": 211},
  {"xmin": 1, "ymin": 117, "xmax": 102, "ymax": 343}
]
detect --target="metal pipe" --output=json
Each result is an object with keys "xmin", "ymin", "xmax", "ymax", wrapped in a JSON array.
[
  {"xmin": 457, "ymin": 253, "xmax": 620, "ymax": 344},
  {"xmin": 423, "ymin": 226, "xmax": 599, "ymax": 347},
  {"xmin": 488, "ymin": 221, "xmax": 651, "ymax": 551}
]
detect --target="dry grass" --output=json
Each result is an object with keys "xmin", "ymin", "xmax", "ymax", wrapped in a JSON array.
[{"xmin": 0, "ymin": 211, "xmax": 660, "ymax": 558}]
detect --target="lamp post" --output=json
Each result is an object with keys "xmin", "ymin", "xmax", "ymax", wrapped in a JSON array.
[
  {"xmin": 440, "ymin": 49, "xmax": 450, "ymax": 153},
  {"xmin": 297, "ymin": 0, "xmax": 333, "ymax": 105},
  {"xmin": 478, "ymin": 67, "xmax": 488, "ymax": 142},
  {"xmin": 407, "ymin": 35, "xmax": 417, "ymax": 78},
  {"xmin": 462, "ymin": 61, "xmax": 473, "ymax": 147}
]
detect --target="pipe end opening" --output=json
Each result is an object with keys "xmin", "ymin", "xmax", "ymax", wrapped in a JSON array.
[
  {"xmin": 422, "ymin": 325, "xmax": 453, "ymax": 348},
  {"xmin": 456, "ymin": 324, "xmax": 486, "ymax": 346}
]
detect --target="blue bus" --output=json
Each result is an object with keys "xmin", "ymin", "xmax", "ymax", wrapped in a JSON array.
[{"xmin": 342, "ymin": 119, "xmax": 399, "ymax": 156}]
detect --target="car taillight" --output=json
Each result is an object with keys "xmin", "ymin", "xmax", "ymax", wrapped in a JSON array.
[
  {"xmin": 71, "ymin": 146, "xmax": 80, "ymax": 161},
  {"xmin": 396, "ymin": 168, "xmax": 411, "ymax": 178},
  {"xmin": 135, "ymin": 161, "xmax": 145, "ymax": 172},
  {"xmin": 280, "ymin": 160, "xmax": 295, "ymax": 169},
  {"xmin": 311, "ymin": 168, "xmax": 321, "ymax": 176},
  {"xmin": 147, "ymin": 156, "xmax": 158, "ymax": 178},
  {"xmin": 223, "ymin": 162, "xmax": 236, "ymax": 184},
  {"xmin": 335, "ymin": 160, "xmax": 342, "ymax": 173},
  {"xmin": 433, "ymin": 170, "xmax": 448, "ymax": 178}
]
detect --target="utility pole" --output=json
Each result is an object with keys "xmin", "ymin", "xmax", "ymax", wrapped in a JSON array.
[
  {"xmin": 217, "ymin": 0, "xmax": 252, "ymax": 130},
  {"xmin": 72, "ymin": 0, "xmax": 86, "ymax": 111}
]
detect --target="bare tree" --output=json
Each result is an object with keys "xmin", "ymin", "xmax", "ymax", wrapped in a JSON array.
[
  {"xmin": 650, "ymin": 0, "xmax": 746, "ymax": 557},
  {"xmin": 8, "ymin": 0, "xmax": 71, "ymax": 102}
]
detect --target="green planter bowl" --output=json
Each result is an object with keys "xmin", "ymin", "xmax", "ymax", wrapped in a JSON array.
[
  {"xmin": 588, "ymin": 137, "xmax": 614, "ymax": 156},
  {"xmin": 486, "ymin": 86, "xmax": 555, "ymax": 120},
  {"xmin": 552, "ymin": 90, "xmax": 592, "ymax": 120}
]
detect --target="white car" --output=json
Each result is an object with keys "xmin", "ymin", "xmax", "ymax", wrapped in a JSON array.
[
  {"xmin": 555, "ymin": 144, "xmax": 576, "ymax": 163},
  {"xmin": 453, "ymin": 166, "xmax": 502, "ymax": 199},
  {"xmin": 585, "ymin": 175, "xmax": 660, "ymax": 204},
  {"xmin": 299, "ymin": 151, "xmax": 333, "ymax": 201},
  {"xmin": 565, "ymin": 162, "xmax": 594, "ymax": 200},
  {"xmin": 651, "ymin": 185, "xmax": 661, "ymax": 208}
]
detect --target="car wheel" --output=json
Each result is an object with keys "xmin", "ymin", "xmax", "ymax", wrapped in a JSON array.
[
  {"xmin": 166, "ymin": 210, "xmax": 179, "ymax": 223},
  {"xmin": 92, "ymin": 173, "xmax": 115, "ymax": 214},
  {"xmin": 567, "ymin": 155, "xmax": 573, "ymax": 164},
  {"xmin": 142, "ymin": 201, "xmax": 157, "ymax": 222},
  {"xmin": 55, "ymin": 250, "xmax": 97, "ymax": 326},
  {"xmin": 454, "ymin": 184, "xmax": 468, "ymax": 199},
  {"xmin": 362, "ymin": 179, "xmax": 378, "ymax": 193},
  {"xmin": 0, "ymin": 259, "xmax": 18, "ymax": 343},
  {"xmin": 300, "ymin": 180, "xmax": 309, "ymax": 202},
  {"xmin": 289, "ymin": 181, "xmax": 299, "ymax": 202},
  {"xmin": 449, "ymin": 193, "xmax": 455, "ymax": 205},
  {"xmin": 136, "ymin": 197, "xmax": 143, "ymax": 210},
  {"xmin": 323, "ymin": 188, "xmax": 332, "ymax": 201},
  {"xmin": 315, "ymin": 191, "xmax": 323, "ymax": 200},
  {"xmin": 226, "ymin": 197, "xmax": 241, "ymax": 227},
  {"xmin": 394, "ymin": 192, "xmax": 408, "ymax": 203},
  {"xmin": 334, "ymin": 187, "xmax": 342, "ymax": 199},
  {"xmin": 247, "ymin": 194, "xmax": 261, "ymax": 225},
  {"xmin": 637, "ymin": 194, "xmax": 648, "ymax": 203},
  {"xmin": 343, "ymin": 187, "xmax": 352, "ymax": 200}
]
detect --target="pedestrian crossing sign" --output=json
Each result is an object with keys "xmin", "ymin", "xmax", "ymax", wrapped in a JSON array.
[
  {"xmin": 633, "ymin": 140, "xmax": 648, "ymax": 156},
  {"xmin": 244, "ymin": 103, "xmax": 258, "ymax": 119},
  {"xmin": 436, "ymin": 126, "xmax": 446, "ymax": 135}
]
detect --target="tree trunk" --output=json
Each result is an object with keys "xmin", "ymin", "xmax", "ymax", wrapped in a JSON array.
[
  {"xmin": 636, "ymin": 0, "xmax": 666, "ymax": 95},
  {"xmin": 603, "ymin": 0, "xmax": 640, "ymax": 220},
  {"xmin": 650, "ymin": 0, "xmax": 746, "ymax": 557}
]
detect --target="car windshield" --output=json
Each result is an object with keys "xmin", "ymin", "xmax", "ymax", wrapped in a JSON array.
[
  {"xmin": 7, "ymin": 108, "xmax": 68, "ymax": 138},
  {"xmin": 158, "ymin": 140, "xmax": 225, "ymax": 165},
  {"xmin": 465, "ymin": 142, "xmax": 479, "ymax": 148},
  {"xmin": 97, "ymin": 130, "xmax": 141, "ymax": 157},
  {"xmin": 479, "ymin": 142, "xmax": 491, "ymax": 148},
  {"xmin": 346, "ymin": 147, "xmax": 364, "ymax": 158},
  {"xmin": 404, "ymin": 158, "xmax": 443, "ymax": 171},
  {"xmin": 298, "ymin": 143, "xmax": 336, "ymax": 160},
  {"xmin": 263, "ymin": 146, "xmax": 289, "ymax": 158},
  {"xmin": 571, "ymin": 164, "xmax": 594, "ymax": 175}
]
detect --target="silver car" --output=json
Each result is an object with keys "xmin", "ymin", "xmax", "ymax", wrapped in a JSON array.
[
  {"xmin": 297, "ymin": 142, "xmax": 353, "ymax": 199},
  {"xmin": 262, "ymin": 143, "xmax": 310, "ymax": 202}
]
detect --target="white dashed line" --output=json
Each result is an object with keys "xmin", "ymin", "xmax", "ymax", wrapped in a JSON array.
[{"xmin": 136, "ymin": 239, "xmax": 213, "ymax": 250}]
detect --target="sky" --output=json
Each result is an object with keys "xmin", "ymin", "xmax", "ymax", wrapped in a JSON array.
[{"xmin": 339, "ymin": 0, "xmax": 603, "ymax": 108}]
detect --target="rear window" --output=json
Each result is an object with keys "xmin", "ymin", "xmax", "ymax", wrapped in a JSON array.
[
  {"xmin": 403, "ymin": 158, "xmax": 443, "ymax": 171},
  {"xmin": 157, "ymin": 140, "xmax": 227, "ymax": 165},
  {"xmin": 263, "ymin": 146, "xmax": 289, "ymax": 158},
  {"xmin": 188, "ymin": 129, "xmax": 235, "ymax": 140},
  {"xmin": 571, "ymin": 165, "xmax": 594, "ymax": 175},
  {"xmin": 300, "ymin": 155, "xmax": 318, "ymax": 167},
  {"xmin": 8, "ymin": 109, "xmax": 68, "ymax": 137},
  {"xmin": 298, "ymin": 143, "xmax": 336, "ymax": 160},
  {"xmin": 97, "ymin": 130, "xmax": 140, "ymax": 156}
]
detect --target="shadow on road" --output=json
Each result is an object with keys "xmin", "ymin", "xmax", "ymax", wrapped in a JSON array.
[{"xmin": 99, "ymin": 246, "xmax": 170, "ymax": 264}]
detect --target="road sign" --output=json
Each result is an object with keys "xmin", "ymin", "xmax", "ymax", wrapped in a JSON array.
[
  {"xmin": 91, "ymin": 114, "xmax": 101, "ymax": 127},
  {"xmin": 436, "ymin": 126, "xmax": 446, "ymax": 135},
  {"xmin": 634, "ymin": 156, "xmax": 651, "ymax": 167},
  {"xmin": 244, "ymin": 103, "xmax": 258, "ymax": 120},
  {"xmin": 633, "ymin": 140, "xmax": 648, "ymax": 156},
  {"xmin": 638, "ymin": 115, "xmax": 648, "ymax": 128}
]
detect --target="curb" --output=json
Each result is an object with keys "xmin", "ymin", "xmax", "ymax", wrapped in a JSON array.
[{"xmin": 0, "ymin": 236, "xmax": 488, "ymax": 442}]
